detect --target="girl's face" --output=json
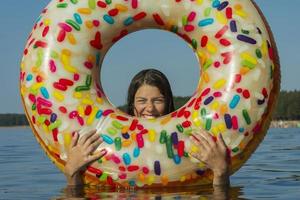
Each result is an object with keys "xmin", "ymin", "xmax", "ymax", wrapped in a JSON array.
[{"xmin": 133, "ymin": 84, "xmax": 166, "ymax": 119}]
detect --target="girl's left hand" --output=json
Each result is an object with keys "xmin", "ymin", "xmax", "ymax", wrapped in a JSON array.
[{"xmin": 189, "ymin": 130, "xmax": 230, "ymax": 181}]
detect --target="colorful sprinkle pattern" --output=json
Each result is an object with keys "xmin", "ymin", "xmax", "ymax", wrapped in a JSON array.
[{"xmin": 20, "ymin": 0, "xmax": 279, "ymax": 187}]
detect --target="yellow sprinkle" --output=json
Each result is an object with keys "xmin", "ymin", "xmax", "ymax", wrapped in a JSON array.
[
  {"xmin": 180, "ymin": 176, "xmax": 186, "ymax": 182},
  {"xmin": 217, "ymin": 123, "xmax": 226, "ymax": 132},
  {"xmin": 20, "ymin": 86, "xmax": 27, "ymax": 96},
  {"xmin": 73, "ymin": 92, "xmax": 83, "ymax": 99},
  {"xmin": 53, "ymin": 90, "xmax": 65, "ymax": 102},
  {"xmin": 213, "ymin": 79, "xmax": 226, "ymax": 89},
  {"xmin": 198, "ymin": 161, "xmax": 206, "ymax": 168},
  {"xmin": 61, "ymin": 53, "xmax": 77, "ymax": 73},
  {"xmin": 96, "ymin": 97, "xmax": 103, "ymax": 104},
  {"xmin": 195, "ymin": 0, "xmax": 203, "ymax": 5},
  {"xmin": 31, "ymin": 66, "xmax": 40, "ymax": 73},
  {"xmin": 121, "ymin": 126, "xmax": 129, "ymax": 134},
  {"xmin": 161, "ymin": 175, "xmax": 169, "ymax": 186},
  {"xmin": 42, "ymin": 124, "xmax": 49, "ymax": 133},
  {"xmin": 131, "ymin": 132, "xmax": 136, "ymax": 141},
  {"xmin": 87, "ymin": 54, "xmax": 95, "ymax": 63},
  {"xmin": 234, "ymin": 4, "xmax": 243, "ymax": 10},
  {"xmin": 211, "ymin": 126, "xmax": 219, "ymax": 136},
  {"xmin": 240, "ymin": 67, "xmax": 250, "ymax": 75},
  {"xmin": 20, "ymin": 62, "xmax": 25, "ymax": 69},
  {"xmin": 67, "ymin": 33, "xmax": 77, "ymax": 45},
  {"xmin": 202, "ymin": 72, "xmax": 209, "ymax": 83},
  {"xmin": 85, "ymin": 20, "xmax": 94, "ymax": 29},
  {"xmin": 220, "ymin": 104, "xmax": 228, "ymax": 115},
  {"xmin": 148, "ymin": 129, "xmax": 156, "ymax": 142},
  {"xmin": 82, "ymin": 98, "xmax": 94, "ymax": 105},
  {"xmin": 62, "ymin": 49, "xmax": 71, "ymax": 56},
  {"xmin": 216, "ymin": 11, "xmax": 227, "ymax": 25},
  {"xmin": 160, "ymin": 115, "xmax": 171, "ymax": 125},
  {"xmin": 261, "ymin": 40, "xmax": 268, "ymax": 56},
  {"xmin": 77, "ymin": 105, "xmax": 85, "ymax": 116},
  {"xmin": 235, "ymin": 10, "xmax": 247, "ymax": 18},
  {"xmin": 191, "ymin": 145, "xmax": 199, "ymax": 153},
  {"xmin": 77, "ymin": 8, "xmax": 92, "ymax": 15},
  {"xmin": 241, "ymin": 52, "xmax": 257, "ymax": 65},
  {"xmin": 115, "ymin": 4, "xmax": 128, "ymax": 12},
  {"xmin": 192, "ymin": 111, "xmax": 198, "ymax": 119},
  {"xmin": 138, "ymin": 173, "xmax": 145, "ymax": 182},
  {"xmin": 63, "ymin": 133, "xmax": 72, "ymax": 148},
  {"xmin": 197, "ymin": 50, "xmax": 207, "ymax": 66},
  {"xmin": 122, "ymin": 140, "xmax": 132, "ymax": 147},
  {"xmin": 31, "ymin": 82, "xmax": 44, "ymax": 90},
  {"xmin": 87, "ymin": 106, "xmax": 97, "ymax": 125},
  {"xmin": 193, "ymin": 118, "xmax": 201, "ymax": 127},
  {"xmin": 206, "ymin": 42, "xmax": 217, "ymax": 54},
  {"xmin": 44, "ymin": 18, "xmax": 51, "ymax": 26},
  {"xmin": 210, "ymin": 101, "xmax": 219, "ymax": 110},
  {"xmin": 147, "ymin": 175, "xmax": 155, "ymax": 185}
]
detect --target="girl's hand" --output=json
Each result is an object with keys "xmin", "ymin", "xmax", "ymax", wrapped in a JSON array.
[
  {"xmin": 64, "ymin": 129, "xmax": 107, "ymax": 184},
  {"xmin": 189, "ymin": 130, "xmax": 230, "ymax": 186}
]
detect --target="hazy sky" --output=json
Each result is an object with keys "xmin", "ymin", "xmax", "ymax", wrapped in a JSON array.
[{"xmin": 0, "ymin": 0, "xmax": 298, "ymax": 113}]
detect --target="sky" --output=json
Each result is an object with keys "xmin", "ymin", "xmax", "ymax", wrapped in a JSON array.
[{"xmin": 0, "ymin": 0, "xmax": 299, "ymax": 113}]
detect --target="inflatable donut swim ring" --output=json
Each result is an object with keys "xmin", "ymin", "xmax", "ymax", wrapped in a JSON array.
[{"xmin": 20, "ymin": 0, "xmax": 280, "ymax": 187}]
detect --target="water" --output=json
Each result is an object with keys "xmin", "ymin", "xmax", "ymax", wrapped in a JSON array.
[{"xmin": 0, "ymin": 127, "xmax": 299, "ymax": 199}]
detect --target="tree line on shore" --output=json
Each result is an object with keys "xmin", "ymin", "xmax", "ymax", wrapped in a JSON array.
[{"xmin": 1, "ymin": 90, "xmax": 299, "ymax": 126}]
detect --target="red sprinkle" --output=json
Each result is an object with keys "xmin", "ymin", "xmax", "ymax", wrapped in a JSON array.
[
  {"xmin": 85, "ymin": 105, "xmax": 92, "ymax": 116},
  {"xmin": 42, "ymin": 26, "xmax": 49, "ymax": 37},
  {"xmin": 215, "ymin": 25, "xmax": 229, "ymax": 38},
  {"xmin": 127, "ymin": 165, "xmax": 139, "ymax": 172},
  {"xmin": 201, "ymin": 35, "xmax": 208, "ymax": 47},
  {"xmin": 108, "ymin": 8, "xmax": 119, "ymax": 16},
  {"xmin": 97, "ymin": 1, "xmax": 107, "ymax": 8},
  {"xmin": 133, "ymin": 12, "xmax": 147, "ymax": 21},
  {"xmin": 242, "ymin": 89, "xmax": 250, "ymax": 99},
  {"xmin": 220, "ymin": 38, "xmax": 231, "ymax": 46},
  {"xmin": 226, "ymin": 7, "xmax": 233, "ymax": 19},
  {"xmin": 153, "ymin": 14, "xmax": 165, "ymax": 25},
  {"xmin": 59, "ymin": 106, "xmax": 67, "ymax": 113}
]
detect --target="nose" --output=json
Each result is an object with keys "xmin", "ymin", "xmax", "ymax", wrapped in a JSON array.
[{"xmin": 145, "ymin": 102, "xmax": 155, "ymax": 113}]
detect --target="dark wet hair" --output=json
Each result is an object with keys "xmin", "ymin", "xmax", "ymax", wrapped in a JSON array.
[{"xmin": 126, "ymin": 69, "xmax": 175, "ymax": 116}]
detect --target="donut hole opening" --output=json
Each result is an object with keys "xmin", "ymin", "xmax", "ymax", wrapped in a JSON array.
[{"xmin": 100, "ymin": 29, "xmax": 201, "ymax": 117}]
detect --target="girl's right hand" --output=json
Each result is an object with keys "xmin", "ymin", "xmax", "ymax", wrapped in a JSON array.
[{"xmin": 64, "ymin": 129, "xmax": 107, "ymax": 185}]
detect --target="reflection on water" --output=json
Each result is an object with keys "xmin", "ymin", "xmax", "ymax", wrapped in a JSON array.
[
  {"xmin": 0, "ymin": 128, "xmax": 300, "ymax": 200},
  {"xmin": 53, "ymin": 185, "xmax": 245, "ymax": 200}
]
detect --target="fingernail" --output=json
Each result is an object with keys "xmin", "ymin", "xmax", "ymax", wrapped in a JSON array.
[{"xmin": 101, "ymin": 149, "xmax": 107, "ymax": 156}]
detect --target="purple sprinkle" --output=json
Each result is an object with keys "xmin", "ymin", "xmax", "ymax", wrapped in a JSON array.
[
  {"xmin": 224, "ymin": 114, "xmax": 232, "ymax": 129},
  {"xmin": 237, "ymin": 34, "xmax": 257, "ymax": 44},
  {"xmin": 230, "ymin": 20, "xmax": 237, "ymax": 32},
  {"xmin": 196, "ymin": 169, "xmax": 205, "ymax": 175},
  {"xmin": 204, "ymin": 96, "xmax": 214, "ymax": 105},
  {"xmin": 257, "ymin": 99, "xmax": 265, "ymax": 105},
  {"xmin": 50, "ymin": 113, "xmax": 57, "ymax": 122},
  {"xmin": 171, "ymin": 132, "xmax": 178, "ymax": 145},
  {"xmin": 154, "ymin": 161, "xmax": 161, "ymax": 175},
  {"xmin": 218, "ymin": 1, "xmax": 229, "ymax": 11}
]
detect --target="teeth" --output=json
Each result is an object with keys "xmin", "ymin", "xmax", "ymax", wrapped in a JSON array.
[{"xmin": 143, "ymin": 115, "xmax": 155, "ymax": 119}]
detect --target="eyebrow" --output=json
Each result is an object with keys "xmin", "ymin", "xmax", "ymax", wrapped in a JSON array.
[{"xmin": 135, "ymin": 96, "xmax": 165, "ymax": 100}]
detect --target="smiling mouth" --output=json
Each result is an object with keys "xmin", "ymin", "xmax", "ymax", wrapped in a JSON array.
[{"xmin": 142, "ymin": 115, "xmax": 157, "ymax": 119}]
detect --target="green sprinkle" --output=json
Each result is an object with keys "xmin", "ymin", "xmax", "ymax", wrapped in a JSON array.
[
  {"xmin": 171, "ymin": 25, "xmax": 178, "ymax": 33},
  {"xmin": 37, "ymin": 116, "xmax": 46, "ymax": 124},
  {"xmin": 57, "ymin": 3, "xmax": 68, "ymax": 8},
  {"xmin": 203, "ymin": 58, "xmax": 213, "ymax": 71},
  {"xmin": 66, "ymin": 19, "xmax": 81, "ymax": 31},
  {"xmin": 160, "ymin": 130, "xmax": 167, "ymax": 144},
  {"xmin": 70, "ymin": 0, "xmax": 78, "ymax": 4},
  {"xmin": 88, "ymin": 0, "xmax": 96, "ymax": 9},
  {"xmin": 191, "ymin": 39, "xmax": 198, "ymax": 49},
  {"xmin": 205, "ymin": 118, "xmax": 212, "ymax": 131},
  {"xmin": 242, "ymin": 109, "xmax": 251, "ymax": 125},
  {"xmin": 241, "ymin": 29, "xmax": 250, "ymax": 35},
  {"xmin": 255, "ymin": 49, "xmax": 262, "ymax": 58},
  {"xmin": 75, "ymin": 86, "xmax": 90, "ymax": 92},
  {"xmin": 176, "ymin": 124, "xmax": 184, "ymax": 133},
  {"xmin": 166, "ymin": 136, "xmax": 174, "ymax": 158},
  {"xmin": 86, "ymin": 75, "xmax": 92, "ymax": 87},
  {"xmin": 32, "ymin": 103, "xmax": 36, "ymax": 111},
  {"xmin": 112, "ymin": 120, "xmax": 123, "ymax": 129},
  {"xmin": 200, "ymin": 108, "xmax": 206, "ymax": 118},
  {"xmin": 107, "ymin": 127, "xmax": 117, "ymax": 135},
  {"xmin": 99, "ymin": 172, "xmax": 108, "ymax": 181},
  {"xmin": 49, "ymin": 120, "xmax": 62, "ymax": 131},
  {"xmin": 114, "ymin": 137, "xmax": 122, "ymax": 151},
  {"xmin": 204, "ymin": 8, "xmax": 212, "ymax": 17},
  {"xmin": 182, "ymin": 16, "xmax": 188, "ymax": 26},
  {"xmin": 105, "ymin": 0, "xmax": 112, "ymax": 4},
  {"xmin": 242, "ymin": 60, "xmax": 255, "ymax": 69},
  {"xmin": 232, "ymin": 147, "xmax": 239, "ymax": 153},
  {"xmin": 50, "ymin": 51, "xmax": 59, "ymax": 59}
]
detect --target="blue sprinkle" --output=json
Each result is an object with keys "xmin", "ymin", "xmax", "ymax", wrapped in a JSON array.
[
  {"xmin": 129, "ymin": 180, "xmax": 135, "ymax": 186},
  {"xmin": 230, "ymin": 20, "xmax": 237, "ymax": 32},
  {"xmin": 101, "ymin": 134, "xmax": 113, "ymax": 144},
  {"xmin": 171, "ymin": 132, "xmax": 178, "ymax": 145},
  {"xmin": 224, "ymin": 114, "xmax": 232, "ymax": 129},
  {"xmin": 122, "ymin": 133, "xmax": 130, "ymax": 139},
  {"xmin": 218, "ymin": 1, "xmax": 229, "ymax": 11},
  {"xmin": 133, "ymin": 147, "xmax": 140, "ymax": 158},
  {"xmin": 204, "ymin": 96, "xmax": 214, "ymax": 105},
  {"xmin": 198, "ymin": 18, "xmax": 214, "ymax": 27},
  {"xmin": 123, "ymin": 153, "xmax": 131, "ymax": 165},
  {"xmin": 26, "ymin": 74, "xmax": 33, "ymax": 81},
  {"xmin": 237, "ymin": 34, "xmax": 257, "ymax": 44},
  {"xmin": 40, "ymin": 87, "xmax": 49, "ymax": 99},
  {"xmin": 96, "ymin": 52, "xmax": 101, "ymax": 66},
  {"xmin": 212, "ymin": 0, "xmax": 220, "ymax": 8},
  {"xmin": 154, "ymin": 161, "xmax": 161, "ymax": 175},
  {"xmin": 229, "ymin": 95, "xmax": 240, "ymax": 109},
  {"xmin": 124, "ymin": 17, "xmax": 134, "ymax": 26},
  {"xmin": 239, "ymin": 127, "xmax": 245, "ymax": 133},
  {"xmin": 173, "ymin": 155, "xmax": 181, "ymax": 165},
  {"xmin": 50, "ymin": 113, "xmax": 57, "ymax": 123},
  {"xmin": 73, "ymin": 13, "xmax": 82, "ymax": 24},
  {"xmin": 103, "ymin": 14, "xmax": 114, "ymax": 24},
  {"xmin": 96, "ymin": 110, "xmax": 103, "ymax": 119}
]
